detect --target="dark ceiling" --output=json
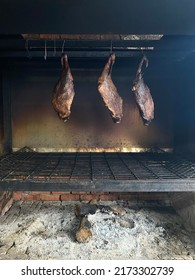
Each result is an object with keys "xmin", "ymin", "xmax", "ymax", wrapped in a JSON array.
[
  {"xmin": 0, "ymin": 0, "xmax": 195, "ymax": 35},
  {"xmin": 0, "ymin": 1, "xmax": 195, "ymax": 63}
]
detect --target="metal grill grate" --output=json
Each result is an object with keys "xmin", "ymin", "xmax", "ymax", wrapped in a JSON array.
[{"xmin": 0, "ymin": 150, "xmax": 195, "ymax": 191}]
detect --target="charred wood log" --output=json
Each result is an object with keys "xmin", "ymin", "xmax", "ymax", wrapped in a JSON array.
[
  {"xmin": 75, "ymin": 216, "xmax": 93, "ymax": 243},
  {"xmin": 75, "ymin": 201, "xmax": 126, "ymax": 243},
  {"xmin": 75, "ymin": 202, "xmax": 126, "ymax": 217}
]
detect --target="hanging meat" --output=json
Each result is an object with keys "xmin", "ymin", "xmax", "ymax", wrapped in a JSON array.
[
  {"xmin": 98, "ymin": 53, "xmax": 123, "ymax": 123},
  {"xmin": 131, "ymin": 55, "xmax": 154, "ymax": 126},
  {"xmin": 52, "ymin": 53, "xmax": 75, "ymax": 122}
]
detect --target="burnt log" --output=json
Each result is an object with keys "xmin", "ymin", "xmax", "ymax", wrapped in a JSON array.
[
  {"xmin": 75, "ymin": 216, "xmax": 93, "ymax": 243},
  {"xmin": 75, "ymin": 201, "xmax": 126, "ymax": 243},
  {"xmin": 75, "ymin": 202, "xmax": 126, "ymax": 217}
]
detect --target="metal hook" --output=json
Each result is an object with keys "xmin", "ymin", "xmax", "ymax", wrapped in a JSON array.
[
  {"xmin": 110, "ymin": 40, "xmax": 113, "ymax": 54},
  {"xmin": 25, "ymin": 40, "xmax": 31, "ymax": 59},
  {"xmin": 62, "ymin": 40, "xmax": 65, "ymax": 53},
  {"xmin": 53, "ymin": 40, "xmax": 56, "ymax": 57},
  {"xmin": 44, "ymin": 40, "xmax": 47, "ymax": 60}
]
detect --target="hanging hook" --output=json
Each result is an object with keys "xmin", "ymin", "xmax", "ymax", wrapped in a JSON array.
[
  {"xmin": 62, "ymin": 40, "xmax": 65, "ymax": 54},
  {"xmin": 53, "ymin": 39, "xmax": 56, "ymax": 57},
  {"xmin": 25, "ymin": 40, "xmax": 31, "ymax": 59},
  {"xmin": 110, "ymin": 40, "xmax": 113, "ymax": 54},
  {"xmin": 141, "ymin": 47, "xmax": 145, "ymax": 56},
  {"xmin": 44, "ymin": 40, "xmax": 47, "ymax": 60}
]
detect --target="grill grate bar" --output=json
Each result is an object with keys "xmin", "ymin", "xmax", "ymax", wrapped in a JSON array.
[
  {"xmin": 89, "ymin": 152, "xmax": 93, "ymax": 180},
  {"xmin": 103, "ymin": 153, "xmax": 117, "ymax": 180},
  {"xmin": 117, "ymin": 153, "xmax": 141, "ymax": 180},
  {"xmin": 69, "ymin": 153, "xmax": 79, "ymax": 179},
  {"xmin": 128, "ymin": 153, "xmax": 160, "ymax": 179},
  {"xmin": 163, "ymin": 156, "xmax": 193, "ymax": 179},
  {"xmin": 45, "ymin": 153, "xmax": 65, "ymax": 180},
  {"xmin": 24, "ymin": 153, "xmax": 52, "ymax": 180},
  {"xmin": 0, "ymin": 152, "xmax": 36, "ymax": 180},
  {"xmin": 0, "ymin": 151, "xmax": 195, "ymax": 183}
]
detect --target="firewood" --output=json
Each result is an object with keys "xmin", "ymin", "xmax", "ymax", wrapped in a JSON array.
[
  {"xmin": 75, "ymin": 204, "xmax": 98, "ymax": 217},
  {"xmin": 75, "ymin": 216, "xmax": 93, "ymax": 243},
  {"xmin": 75, "ymin": 202, "xmax": 126, "ymax": 217},
  {"xmin": 75, "ymin": 202, "xmax": 126, "ymax": 243}
]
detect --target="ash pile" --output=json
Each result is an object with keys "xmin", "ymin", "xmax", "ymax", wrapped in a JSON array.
[{"xmin": 0, "ymin": 200, "xmax": 194, "ymax": 260}]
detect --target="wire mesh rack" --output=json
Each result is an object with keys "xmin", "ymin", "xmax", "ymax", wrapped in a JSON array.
[{"xmin": 0, "ymin": 149, "xmax": 195, "ymax": 191}]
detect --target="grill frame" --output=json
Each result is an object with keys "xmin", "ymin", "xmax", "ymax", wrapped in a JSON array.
[{"xmin": 0, "ymin": 149, "xmax": 195, "ymax": 192}]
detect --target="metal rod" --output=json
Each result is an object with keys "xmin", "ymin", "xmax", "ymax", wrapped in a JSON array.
[
  {"xmin": 46, "ymin": 153, "xmax": 64, "ymax": 180},
  {"xmin": 24, "ymin": 153, "xmax": 51, "ymax": 180},
  {"xmin": 130, "ymin": 153, "xmax": 160, "ymax": 179},
  {"xmin": 0, "ymin": 50, "xmax": 156, "ymax": 59},
  {"xmin": 103, "ymin": 153, "xmax": 117, "ymax": 180},
  {"xmin": 25, "ymin": 40, "xmax": 31, "ymax": 58},
  {"xmin": 89, "ymin": 152, "xmax": 93, "ymax": 181},
  {"xmin": 44, "ymin": 40, "xmax": 47, "ymax": 60},
  {"xmin": 69, "ymin": 152, "xmax": 78, "ymax": 179},
  {"xmin": 117, "ymin": 153, "xmax": 139, "ymax": 180},
  {"xmin": 163, "ymin": 158, "xmax": 191, "ymax": 179},
  {"xmin": 53, "ymin": 39, "xmax": 56, "ymax": 57},
  {"xmin": 1, "ymin": 152, "xmax": 35, "ymax": 180},
  {"xmin": 1, "ymin": 179, "xmax": 195, "ymax": 192},
  {"xmin": 61, "ymin": 40, "xmax": 65, "ymax": 53}
]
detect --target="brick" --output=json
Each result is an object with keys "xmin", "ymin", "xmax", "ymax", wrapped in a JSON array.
[
  {"xmin": 51, "ymin": 191, "xmax": 66, "ymax": 195},
  {"xmin": 60, "ymin": 194, "xmax": 80, "ymax": 201},
  {"xmin": 12, "ymin": 192, "xmax": 23, "ymax": 200},
  {"xmin": 21, "ymin": 194, "xmax": 41, "ymax": 201},
  {"xmin": 11, "ymin": 191, "xmax": 170, "ymax": 203},
  {"xmin": 99, "ymin": 194, "xmax": 120, "ymax": 201},
  {"xmin": 71, "ymin": 192, "xmax": 91, "ymax": 195},
  {"xmin": 119, "ymin": 194, "xmax": 138, "ymax": 201},
  {"xmin": 40, "ymin": 194, "xmax": 60, "ymax": 201},
  {"xmin": 31, "ymin": 191, "xmax": 51, "ymax": 195},
  {"xmin": 13, "ymin": 191, "xmax": 24, "ymax": 195},
  {"xmin": 90, "ymin": 192, "xmax": 109, "ymax": 195},
  {"xmin": 80, "ymin": 194, "xmax": 100, "ymax": 201},
  {"xmin": 21, "ymin": 191, "xmax": 31, "ymax": 196}
]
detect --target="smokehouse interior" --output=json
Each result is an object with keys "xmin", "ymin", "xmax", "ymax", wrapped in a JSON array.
[{"xmin": 0, "ymin": 0, "xmax": 194, "ymax": 260}]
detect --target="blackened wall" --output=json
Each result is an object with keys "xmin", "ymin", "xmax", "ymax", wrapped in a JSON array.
[
  {"xmin": 173, "ymin": 54, "xmax": 195, "ymax": 155},
  {"xmin": 0, "ymin": 72, "xmax": 4, "ymax": 153},
  {"xmin": 10, "ymin": 57, "xmax": 175, "ymax": 152}
]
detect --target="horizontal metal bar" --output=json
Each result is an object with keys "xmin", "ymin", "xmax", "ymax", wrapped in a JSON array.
[
  {"xmin": 21, "ymin": 39, "xmax": 158, "ymax": 48},
  {"xmin": 0, "ymin": 50, "xmax": 192, "ymax": 61},
  {"xmin": 0, "ymin": 179, "xmax": 195, "ymax": 192},
  {"xmin": 1, "ymin": 35, "xmax": 195, "ymax": 53},
  {"xmin": 0, "ymin": 50, "xmax": 154, "ymax": 58}
]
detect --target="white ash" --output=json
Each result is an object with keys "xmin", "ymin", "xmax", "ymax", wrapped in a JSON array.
[{"xmin": 0, "ymin": 201, "xmax": 194, "ymax": 260}]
